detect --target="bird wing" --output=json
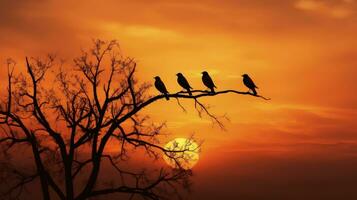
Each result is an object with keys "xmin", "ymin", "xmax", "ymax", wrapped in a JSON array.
[
  {"xmin": 248, "ymin": 77, "xmax": 258, "ymax": 88},
  {"xmin": 207, "ymin": 75, "xmax": 216, "ymax": 88},
  {"xmin": 179, "ymin": 76, "xmax": 192, "ymax": 89},
  {"xmin": 243, "ymin": 76, "xmax": 257, "ymax": 89},
  {"xmin": 155, "ymin": 80, "xmax": 168, "ymax": 93},
  {"xmin": 203, "ymin": 74, "xmax": 216, "ymax": 88}
]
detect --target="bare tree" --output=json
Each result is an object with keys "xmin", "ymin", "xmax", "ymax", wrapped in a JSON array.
[{"xmin": 0, "ymin": 40, "xmax": 268, "ymax": 200}]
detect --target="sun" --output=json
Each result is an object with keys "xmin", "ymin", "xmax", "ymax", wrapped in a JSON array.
[{"xmin": 163, "ymin": 138, "xmax": 200, "ymax": 170}]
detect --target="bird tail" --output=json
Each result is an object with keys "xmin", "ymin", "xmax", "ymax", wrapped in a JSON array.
[
  {"xmin": 187, "ymin": 88, "xmax": 192, "ymax": 96},
  {"xmin": 210, "ymin": 87, "xmax": 215, "ymax": 93},
  {"xmin": 252, "ymin": 88, "xmax": 257, "ymax": 96},
  {"xmin": 164, "ymin": 93, "xmax": 170, "ymax": 100}
]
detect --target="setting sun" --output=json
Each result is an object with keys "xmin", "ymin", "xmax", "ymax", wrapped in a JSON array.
[{"xmin": 164, "ymin": 138, "xmax": 200, "ymax": 170}]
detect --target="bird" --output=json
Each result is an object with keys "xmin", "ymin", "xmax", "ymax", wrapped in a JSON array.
[
  {"xmin": 154, "ymin": 76, "xmax": 170, "ymax": 100},
  {"xmin": 176, "ymin": 73, "xmax": 192, "ymax": 96},
  {"xmin": 242, "ymin": 74, "xmax": 258, "ymax": 95},
  {"xmin": 201, "ymin": 71, "xmax": 216, "ymax": 93}
]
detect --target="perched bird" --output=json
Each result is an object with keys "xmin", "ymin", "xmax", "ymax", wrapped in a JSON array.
[
  {"xmin": 201, "ymin": 71, "xmax": 216, "ymax": 93},
  {"xmin": 176, "ymin": 73, "xmax": 192, "ymax": 96},
  {"xmin": 154, "ymin": 76, "xmax": 170, "ymax": 100},
  {"xmin": 242, "ymin": 74, "xmax": 258, "ymax": 95}
]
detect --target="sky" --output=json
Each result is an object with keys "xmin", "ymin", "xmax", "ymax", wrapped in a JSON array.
[{"xmin": 1, "ymin": 0, "xmax": 357, "ymax": 199}]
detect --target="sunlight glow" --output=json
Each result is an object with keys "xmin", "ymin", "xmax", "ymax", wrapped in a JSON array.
[{"xmin": 163, "ymin": 138, "xmax": 200, "ymax": 170}]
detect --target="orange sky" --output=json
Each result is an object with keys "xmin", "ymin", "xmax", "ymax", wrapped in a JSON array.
[{"xmin": 1, "ymin": 0, "xmax": 357, "ymax": 199}]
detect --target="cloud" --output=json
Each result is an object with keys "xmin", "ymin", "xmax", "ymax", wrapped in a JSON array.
[
  {"xmin": 294, "ymin": 0, "xmax": 355, "ymax": 18},
  {"xmin": 101, "ymin": 23, "xmax": 182, "ymax": 40}
]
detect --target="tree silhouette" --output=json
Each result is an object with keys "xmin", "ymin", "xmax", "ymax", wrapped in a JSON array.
[{"xmin": 0, "ymin": 40, "xmax": 268, "ymax": 200}]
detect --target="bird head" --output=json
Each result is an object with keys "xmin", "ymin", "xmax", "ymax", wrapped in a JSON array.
[
  {"xmin": 176, "ymin": 73, "xmax": 183, "ymax": 77},
  {"xmin": 202, "ymin": 71, "xmax": 208, "ymax": 75},
  {"xmin": 242, "ymin": 74, "xmax": 248, "ymax": 78},
  {"xmin": 154, "ymin": 76, "xmax": 160, "ymax": 80}
]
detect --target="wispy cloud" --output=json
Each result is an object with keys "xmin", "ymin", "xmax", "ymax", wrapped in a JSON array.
[
  {"xmin": 101, "ymin": 22, "xmax": 182, "ymax": 40},
  {"xmin": 294, "ymin": 0, "xmax": 355, "ymax": 18}
]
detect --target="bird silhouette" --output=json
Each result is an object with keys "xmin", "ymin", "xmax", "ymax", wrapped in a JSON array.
[
  {"xmin": 154, "ymin": 76, "xmax": 170, "ymax": 100},
  {"xmin": 242, "ymin": 74, "xmax": 258, "ymax": 95},
  {"xmin": 176, "ymin": 73, "xmax": 192, "ymax": 96},
  {"xmin": 202, "ymin": 71, "xmax": 216, "ymax": 93}
]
